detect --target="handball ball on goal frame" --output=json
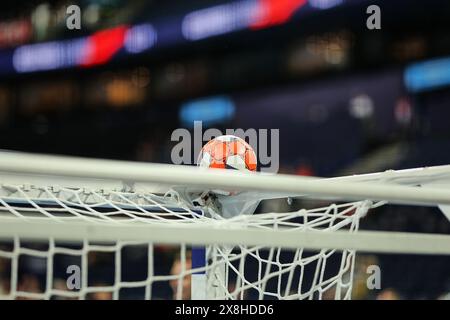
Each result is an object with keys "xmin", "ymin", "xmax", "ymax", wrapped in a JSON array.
[{"xmin": 197, "ymin": 135, "xmax": 257, "ymax": 172}]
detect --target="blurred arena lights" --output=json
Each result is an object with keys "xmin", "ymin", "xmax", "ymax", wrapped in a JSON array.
[
  {"xmin": 179, "ymin": 96, "xmax": 236, "ymax": 128},
  {"xmin": 404, "ymin": 56, "xmax": 450, "ymax": 93},
  {"xmin": 4, "ymin": 0, "xmax": 350, "ymax": 74},
  {"xmin": 12, "ymin": 25, "xmax": 131, "ymax": 73},
  {"xmin": 182, "ymin": 0, "xmax": 311, "ymax": 40},
  {"xmin": 124, "ymin": 23, "xmax": 157, "ymax": 54},
  {"xmin": 308, "ymin": 0, "xmax": 344, "ymax": 10},
  {"xmin": 349, "ymin": 94, "xmax": 375, "ymax": 119},
  {"xmin": 12, "ymin": 38, "xmax": 88, "ymax": 73},
  {"xmin": 0, "ymin": 19, "xmax": 32, "ymax": 48},
  {"xmin": 182, "ymin": 0, "xmax": 260, "ymax": 41}
]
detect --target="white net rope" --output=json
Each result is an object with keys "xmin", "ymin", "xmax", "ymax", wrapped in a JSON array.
[{"xmin": 0, "ymin": 183, "xmax": 378, "ymax": 300}]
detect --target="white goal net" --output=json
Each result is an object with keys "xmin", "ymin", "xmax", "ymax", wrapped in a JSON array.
[{"xmin": 0, "ymin": 152, "xmax": 450, "ymax": 300}]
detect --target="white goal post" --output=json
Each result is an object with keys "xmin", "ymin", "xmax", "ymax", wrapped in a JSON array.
[{"xmin": 0, "ymin": 151, "xmax": 449, "ymax": 300}]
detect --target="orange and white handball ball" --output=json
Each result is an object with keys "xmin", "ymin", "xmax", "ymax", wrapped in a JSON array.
[{"xmin": 197, "ymin": 135, "xmax": 257, "ymax": 172}]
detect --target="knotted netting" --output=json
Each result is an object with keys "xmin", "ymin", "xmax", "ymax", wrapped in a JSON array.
[
  {"xmin": 0, "ymin": 182, "xmax": 377, "ymax": 300},
  {"xmin": 1, "ymin": 153, "xmax": 450, "ymax": 300}
]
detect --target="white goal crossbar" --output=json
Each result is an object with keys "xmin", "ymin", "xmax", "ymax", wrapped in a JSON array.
[{"xmin": 0, "ymin": 151, "xmax": 450, "ymax": 207}]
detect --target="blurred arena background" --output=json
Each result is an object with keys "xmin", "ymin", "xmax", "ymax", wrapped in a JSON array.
[{"xmin": 0, "ymin": 0, "xmax": 450, "ymax": 300}]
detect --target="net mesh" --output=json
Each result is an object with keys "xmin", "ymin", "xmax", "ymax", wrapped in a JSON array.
[{"xmin": 0, "ymin": 183, "xmax": 377, "ymax": 300}]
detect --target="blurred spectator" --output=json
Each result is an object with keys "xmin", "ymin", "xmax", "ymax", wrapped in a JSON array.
[
  {"xmin": 170, "ymin": 252, "xmax": 192, "ymax": 300},
  {"xmin": 352, "ymin": 255, "xmax": 380, "ymax": 300},
  {"xmin": 16, "ymin": 274, "xmax": 41, "ymax": 299},
  {"xmin": 228, "ymin": 281, "xmax": 248, "ymax": 300},
  {"xmin": 87, "ymin": 284, "xmax": 113, "ymax": 300},
  {"xmin": 322, "ymin": 287, "xmax": 337, "ymax": 300},
  {"xmin": 52, "ymin": 278, "xmax": 74, "ymax": 300},
  {"xmin": 0, "ymin": 257, "xmax": 9, "ymax": 296},
  {"xmin": 376, "ymin": 288, "xmax": 402, "ymax": 300},
  {"xmin": 0, "ymin": 277, "xmax": 8, "ymax": 296}
]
